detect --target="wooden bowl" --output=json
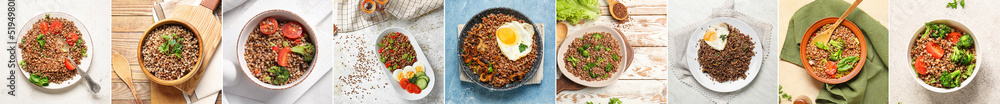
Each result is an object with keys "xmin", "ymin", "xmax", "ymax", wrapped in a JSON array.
[
  {"xmin": 798, "ymin": 17, "xmax": 867, "ymax": 84},
  {"xmin": 138, "ymin": 19, "xmax": 204, "ymax": 86}
]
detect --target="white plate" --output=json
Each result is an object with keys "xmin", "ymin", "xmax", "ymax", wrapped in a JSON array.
[
  {"xmin": 236, "ymin": 10, "xmax": 319, "ymax": 90},
  {"xmin": 907, "ymin": 19, "xmax": 979, "ymax": 93},
  {"xmin": 16, "ymin": 12, "xmax": 94, "ymax": 89},
  {"xmin": 556, "ymin": 26, "xmax": 629, "ymax": 87},
  {"xmin": 684, "ymin": 17, "xmax": 762, "ymax": 92},
  {"xmin": 375, "ymin": 28, "xmax": 435, "ymax": 100}
]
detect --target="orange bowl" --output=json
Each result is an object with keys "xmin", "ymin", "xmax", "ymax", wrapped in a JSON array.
[
  {"xmin": 137, "ymin": 19, "xmax": 204, "ymax": 86},
  {"xmin": 798, "ymin": 17, "xmax": 867, "ymax": 84}
]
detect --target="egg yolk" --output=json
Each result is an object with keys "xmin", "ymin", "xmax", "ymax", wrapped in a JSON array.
[
  {"xmin": 497, "ymin": 27, "xmax": 518, "ymax": 44},
  {"xmin": 415, "ymin": 66, "xmax": 424, "ymax": 72},
  {"xmin": 704, "ymin": 31, "xmax": 717, "ymax": 41}
]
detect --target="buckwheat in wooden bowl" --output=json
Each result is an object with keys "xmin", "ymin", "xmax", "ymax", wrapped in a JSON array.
[{"xmin": 138, "ymin": 19, "xmax": 203, "ymax": 86}]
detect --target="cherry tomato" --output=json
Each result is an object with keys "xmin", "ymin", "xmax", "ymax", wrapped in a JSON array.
[
  {"xmin": 50, "ymin": 20, "xmax": 63, "ymax": 34},
  {"xmin": 39, "ymin": 22, "xmax": 50, "ymax": 35},
  {"xmin": 926, "ymin": 42, "xmax": 945, "ymax": 59},
  {"xmin": 259, "ymin": 17, "xmax": 279, "ymax": 35},
  {"xmin": 277, "ymin": 47, "xmax": 290, "ymax": 66},
  {"xmin": 914, "ymin": 58, "xmax": 927, "ymax": 75},
  {"xmin": 282, "ymin": 21, "xmax": 303, "ymax": 39},
  {"xmin": 66, "ymin": 33, "xmax": 78, "ymax": 45},
  {"xmin": 947, "ymin": 32, "xmax": 962, "ymax": 43},
  {"xmin": 825, "ymin": 60, "xmax": 837, "ymax": 76},
  {"xmin": 64, "ymin": 59, "xmax": 75, "ymax": 71}
]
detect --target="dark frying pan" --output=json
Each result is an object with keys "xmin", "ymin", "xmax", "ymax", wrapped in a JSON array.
[{"xmin": 458, "ymin": 7, "xmax": 542, "ymax": 91}]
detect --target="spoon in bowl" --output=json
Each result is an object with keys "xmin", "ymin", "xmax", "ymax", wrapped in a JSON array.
[{"xmin": 812, "ymin": 0, "xmax": 862, "ymax": 45}]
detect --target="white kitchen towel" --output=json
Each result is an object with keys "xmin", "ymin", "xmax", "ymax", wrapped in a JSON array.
[
  {"xmin": 456, "ymin": 24, "xmax": 545, "ymax": 85},
  {"xmin": 336, "ymin": 0, "xmax": 444, "ymax": 32},
  {"xmin": 668, "ymin": 0, "xmax": 776, "ymax": 103}
]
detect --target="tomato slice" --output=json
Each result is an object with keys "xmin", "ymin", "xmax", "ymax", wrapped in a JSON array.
[
  {"xmin": 825, "ymin": 60, "xmax": 836, "ymax": 76},
  {"xmin": 277, "ymin": 47, "xmax": 290, "ymax": 66},
  {"xmin": 926, "ymin": 42, "xmax": 945, "ymax": 59},
  {"xmin": 39, "ymin": 22, "xmax": 51, "ymax": 35},
  {"xmin": 282, "ymin": 22, "xmax": 303, "ymax": 39},
  {"xmin": 947, "ymin": 32, "xmax": 962, "ymax": 43},
  {"xmin": 50, "ymin": 20, "xmax": 63, "ymax": 34},
  {"xmin": 64, "ymin": 59, "xmax": 75, "ymax": 71},
  {"xmin": 66, "ymin": 33, "xmax": 78, "ymax": 45},
  {"xmin": 259, "ymin": 17, "xmax": 279, "ymax": 35},
  {"xmin": 914, "ymin": 58, "xmax": 927, "ymax": 75}
]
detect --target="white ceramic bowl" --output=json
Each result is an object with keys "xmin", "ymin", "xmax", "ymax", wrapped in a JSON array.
[
  {"xmin": 907, "ymin": 19, "xmax": 979, "ymax": 93},
  {"xmin": 16, "ymin": 12, "xmax": 94, "ymax": 89},
  {"xmin": 556, "ymin": 25, "xmax": 629, "ymax": 87},
  {"xmin": 236, "ymin": 10, "xmax": 318, "ymax": 90}
]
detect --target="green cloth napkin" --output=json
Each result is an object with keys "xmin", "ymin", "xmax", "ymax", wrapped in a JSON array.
[{"xmin": 779, "ymin": 0, "xmax": 888, "ymax": 104}]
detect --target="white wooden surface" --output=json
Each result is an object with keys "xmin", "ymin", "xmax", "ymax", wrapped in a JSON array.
[{"xmin": 556, "ymin": 0, "xmax": 668, "ymax": 103}]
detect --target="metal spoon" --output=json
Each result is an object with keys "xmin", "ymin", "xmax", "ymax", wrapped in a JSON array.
[
  {"xmin": 69, "ymin": 56, "xmax": 100, "ymax": 93},
  {"xmin": 812, "ymin": 0, "xmax": 862, "ymax": 45}
]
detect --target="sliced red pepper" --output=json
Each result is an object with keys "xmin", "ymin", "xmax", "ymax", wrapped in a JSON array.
[
  {"xmin": 277, "ymin": 47, "xmax": 290, "ymax": 66},
  {"xmin": 825, "ymin": 60, "xmax": 836, "ymax": 76},
  {"xmin": 385, "ymin": 63, "xmax": 391, "ymax": 67},
  {"xmin": 271, "ymin": 46, "xmax": 280, "ymax": 52},
  {"xmin": 259, "ymin": 17, "xmax": 279, "ymax": 35},
  {"xmin": 378, "ymin": 48, "xmax": 384, "ymax": 53},
  {"xmin": 947, "ymin": 32, "xmax": 962, "ymax": 43},
  {"xmin": 64, "ymin": 59, "xmax": 75, "ymax": 71},
  {"xmin": 914, "ymin": 58, "xmax": 927, "ymax": 75},
  {"xmin": 926, "ymin": 42, "xmax": 945, "ymax": 59},
  {"xmin": 281, "ymin": 21, "xmax": 303, "ymax": 39}
]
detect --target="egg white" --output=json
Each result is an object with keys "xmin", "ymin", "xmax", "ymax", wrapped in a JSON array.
[
  {"xmin": 496, "ymin": 21, "xmax": 535, "ymax": 61},
  {"xmin": 703, "ymin": 23, "xmax": 730, "ymax": 50}
]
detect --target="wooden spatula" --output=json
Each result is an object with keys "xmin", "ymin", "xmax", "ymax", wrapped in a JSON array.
[
  {"xmin": 113, "ymin": 54, "xmax": 142, "ymax": 104},
  {"xmin": 812, "ymin": 0, "xmax": 862, "ymax": 45}
]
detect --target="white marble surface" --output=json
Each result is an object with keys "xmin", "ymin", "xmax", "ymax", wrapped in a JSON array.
[
  {"xmin": 331, "ymin": 6, "xmax": 445, "ymax": 104},
  {"xmin": 220, "ymin": 0, "xmax": 334, "ymax": 103},
  {"xmin": 888, "ymin": 0, "xmax": 1000, "ymax": 103},
  {"xmin": 0, "ymin": 0, "xmax": 112, "ymax": 103}
]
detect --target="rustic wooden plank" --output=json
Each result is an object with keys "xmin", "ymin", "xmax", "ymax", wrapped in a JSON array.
[
  {"xmin": 111, "ymin": 82, "xmax": 153, "ymax": 100},
  {"xmin": 619, "ymin": 47, "xmax": 668, "ymax": 79},
  {"xmin": 557, "ymin": 80, "xmax": 668, "ymax": 104},
  {"xmin": 112, "ymin": 16, "xmax": 154, "ymax": 32},
  {"xmin": 111, "ymin": 100, "xmax": 152, "ymax": 104},
  {"xmin": 565, "ymin": 15, "xmax": 668, "ymax": 47},
  {"xmin": 112, "ymin": 1, "xmax": 155, "ymax": 15}
]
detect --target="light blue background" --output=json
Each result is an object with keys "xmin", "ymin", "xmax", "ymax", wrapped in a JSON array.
[{"xmin": 444, "ymin": 0, "xmax": 556, "ymax": 103}]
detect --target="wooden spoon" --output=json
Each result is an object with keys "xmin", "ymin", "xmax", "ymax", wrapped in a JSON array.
[
  {"xmin": 812, "ymin": 0, "xmax": 862, "ymax": 45},
  {"xmin": 113, "ymin": 54, "xmax": 142, "ymax": 104},
  {"xmin": 607, "ymin": 0, "xmax": 628, "ymax": 21}
]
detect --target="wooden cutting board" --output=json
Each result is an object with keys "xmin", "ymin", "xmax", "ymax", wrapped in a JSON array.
[{"xmin": 166, "ymin": 4, "xmax": 222, "ymax": 94}]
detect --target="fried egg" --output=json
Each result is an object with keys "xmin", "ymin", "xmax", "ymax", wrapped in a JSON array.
[
  {"xmin": 496, "ymin": 21, "xmax": 535, "ymax": 61},
  {"xmin": 703, "ymin": 23, "xmax": 730, "ymax": 50}
]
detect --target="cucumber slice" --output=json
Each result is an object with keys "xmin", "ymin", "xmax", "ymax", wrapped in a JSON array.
[{"xmin": 415, "ymin": 78, "xmax": 428, "ymax": 90}]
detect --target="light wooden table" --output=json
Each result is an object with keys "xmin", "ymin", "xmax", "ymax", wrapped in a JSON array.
[
  {"xmin": 776, "ymin": 0, "xmax": 888, "ymax": 104},
  {"xmin": 555, "ymin": 0, "xmax": 668, "ymax": 103},
  {"xmin": 110, "ymin": 0, "xmax": 221, "ymax": 104}
]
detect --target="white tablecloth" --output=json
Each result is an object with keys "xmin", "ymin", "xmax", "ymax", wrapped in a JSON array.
[{"xmin": 0, "ymin": 0, "xmax": 112, "ymax": 103}]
